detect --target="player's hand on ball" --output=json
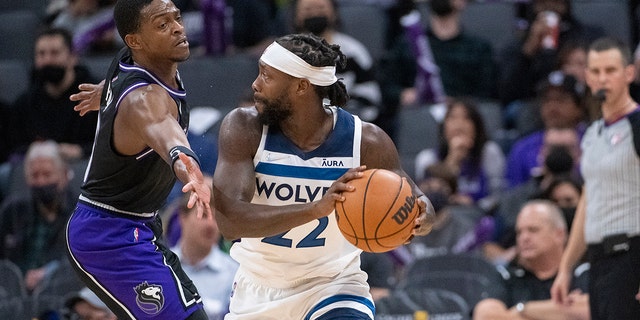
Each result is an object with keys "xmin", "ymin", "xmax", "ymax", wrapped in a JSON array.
[
  {"xmin": 312, "ymin": 166, "xmax": 366, "ymax": 219},
  {"xmin": 411, "ymin": 195, "xmax": 436, "ymax": 237}
]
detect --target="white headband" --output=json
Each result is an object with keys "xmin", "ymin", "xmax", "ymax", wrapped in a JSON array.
[{"xmin": 260, "ymin": 42, "xmax": 338, "ymax": 86}]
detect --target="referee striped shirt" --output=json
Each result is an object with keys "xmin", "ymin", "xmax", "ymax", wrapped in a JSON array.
[{"xmin": 581, "ymin": 108, "xmax": 640, "ymax": 244}]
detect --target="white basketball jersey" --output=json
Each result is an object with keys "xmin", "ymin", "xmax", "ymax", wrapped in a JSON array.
[{"xmin": 230, "ymin": 107, "xmax": 363, "ymax": 288}]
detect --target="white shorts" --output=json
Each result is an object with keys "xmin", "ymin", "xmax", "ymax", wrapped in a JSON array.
[{"xmin": 224, "ymin": 264, "xmax": 374, "ymax": 320}]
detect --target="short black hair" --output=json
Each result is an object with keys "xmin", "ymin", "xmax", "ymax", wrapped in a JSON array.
[
  {"xmin": 589, "ymin": 37, "xmax": 632, "ymax": 66},
  {"xmin": 114, "ymin": 0, "xmax": 154, "ymax": 42},
  {"xmin": 37, "ymin": 27, "xmax": 74, "ymax": 52}
]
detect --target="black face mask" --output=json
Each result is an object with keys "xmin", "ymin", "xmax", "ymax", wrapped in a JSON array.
[
  {"xmin": 561, "ymin": 206, "xmax": 576, "ymax": 230},
  {"xmin": 34, "ymin": 65, "xmax": 66, "ymax": 85},
  {"xmin": 32, "ymin": 183, "xmax": 60, "ymax": 206},
  {"xmin": 302, "ymin": 16, "xmax": 330, "ymax": 36},
  {"xmin": 430, "ymin": 0, "xmax": 455, "ymax": 17}
]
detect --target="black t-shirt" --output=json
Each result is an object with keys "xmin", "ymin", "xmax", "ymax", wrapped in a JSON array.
[
  {"xmin": 503, "ymin": 260, "xmax": 590, "ymax": 307},
  {"xmin": 8, "ymin": 65, "xmax": 99, "ymax": 157}
]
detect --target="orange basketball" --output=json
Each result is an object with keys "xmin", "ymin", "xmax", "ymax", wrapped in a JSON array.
[{"xmin": 335, "ymin": 168, "xmax": 420, "ymax": 253}]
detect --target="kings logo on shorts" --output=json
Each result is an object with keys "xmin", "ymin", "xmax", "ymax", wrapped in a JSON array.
[{"xmin": 134, "ymin": 281, "xmax": 165, "ymax": 315}]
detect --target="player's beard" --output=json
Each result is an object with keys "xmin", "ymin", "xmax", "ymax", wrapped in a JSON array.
[{"xmin": 257, "ymin": 92, "xmax": 293, "ymax": 127}]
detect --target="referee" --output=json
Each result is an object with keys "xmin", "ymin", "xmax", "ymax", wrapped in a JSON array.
[{"xmin": 551, "ymin": 37, "xmax": 640, "ymax": 319}]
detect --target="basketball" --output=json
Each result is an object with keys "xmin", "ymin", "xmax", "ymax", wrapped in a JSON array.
[{"xmin": 335, "ymin": 168, "xmax": 420, "ymax": 253}]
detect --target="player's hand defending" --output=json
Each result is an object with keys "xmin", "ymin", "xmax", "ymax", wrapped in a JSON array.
[
  {"xmin": 70, "ymin": 80, "xmax": 104, "ymax": 116},
  {"xmin": 179, "ymin": 153, "xmax": 213, "ymax": 220},
  {"xmin": 312, "ymin": 166, "xmax": 366, "ymax": 219}
]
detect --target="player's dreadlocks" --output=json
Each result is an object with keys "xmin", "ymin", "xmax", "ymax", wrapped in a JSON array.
[{"xmin": 276, "ymin": 33, "xmax": 350, "ymax": 108}]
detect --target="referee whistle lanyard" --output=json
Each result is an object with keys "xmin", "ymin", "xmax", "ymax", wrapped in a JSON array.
[{"xmin": 400, "ymin": 10, "xmax": 446, "ymax": 105}]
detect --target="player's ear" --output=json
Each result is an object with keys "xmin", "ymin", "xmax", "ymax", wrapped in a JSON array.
[
  {"xmin": 625, "ymin": 63, "xmax": 636, "ymax": 84},
  {"xmin": 296, "ymin": 78, "xmax": 311, "ymax": 95},
  {"xmin": 124, "ymin": 34, "xmax": 142, "ymax": 50}
]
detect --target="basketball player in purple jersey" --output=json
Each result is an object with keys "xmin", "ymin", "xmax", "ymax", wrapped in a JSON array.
[{"xmin": 66, "ymin": 0, "xmax": 211, "ymax": 319}]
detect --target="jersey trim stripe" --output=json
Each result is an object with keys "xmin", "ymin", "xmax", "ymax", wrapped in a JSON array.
[
  {"xmin": 79, "ymin": 194, "xmax": 157, "ymax": 218},
  {"xmin": 304, "ymin": 294, "xmax": 375, "ymax": 320},
  {"xmin": 255, "ymin": 162, "xmax": 348, "ymax": 180},
  {"xmin": 119, "ymin": 63, "xmax": 186, "ymax": 97}
]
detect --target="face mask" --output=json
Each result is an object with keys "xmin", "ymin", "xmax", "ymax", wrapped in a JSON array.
[
  {"xmin": 561, "ymin": 206, "xmax": 576, "ymax": 230},
  {"xmin": 32, "ymin": 183, "xmax": 60, "ymax": 206},
  {"xmin": 35, "ymin": 65, "xmax": 66, "ymax": 85},
  {"xmin": 544, "ymin": 145, "xmax": 574, "ymax": 174},
  {"xmin": 302, "ymin": 16, "xmax": 330, "ymax": 36},
  {"xmin": 429, "ymin": 0, "xmax": 455, "ymax": 17}
]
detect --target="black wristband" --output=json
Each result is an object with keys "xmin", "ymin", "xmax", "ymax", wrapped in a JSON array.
[{"xmin": 169, "ymin": 146, "xmax": 201, "ymax": 171}]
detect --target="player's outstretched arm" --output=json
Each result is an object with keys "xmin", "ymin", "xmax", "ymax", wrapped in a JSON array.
[
  {"xmin": 359, "ymin": 122, "xmax": 436, "ymax": 237},
  {"xmin": 70, "ymin": 80, "xmax": 104, "ymax": 116},
  {"xmin": 116, "ymin": 84, "xmax": 212, "ymax": 219}
]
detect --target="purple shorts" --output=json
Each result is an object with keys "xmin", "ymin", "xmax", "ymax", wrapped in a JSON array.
[{"xmin": 66, "ymin": 201, "xmax": 206, "ymax": 319}]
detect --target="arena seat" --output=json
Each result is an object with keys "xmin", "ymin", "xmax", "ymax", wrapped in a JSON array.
[
  {"xmin": 178, "ymin": 54, "xmax": 258, "ymax": 115},
  {"xmin": 401, "ymin": 254, "xmax": 509, "ymax": 308},
  {"xmin": 0, "ymin": 10, "xmax": 41, "ymax": 61},
  {"xmin": 375, "ymin": 288, "xmax": 470, "ymax": 320},
  {"xmin": 337, "ymin": 4, "xmax": 388, "ymax": 61},
  {"xmin": 31, "ymin": 259, "xmax": 86, "ymax": 317},
  {"xmin": 572, "ymin": 0, "xmax": 631, "ymax": 45},
  {"xmin": 0, "ymin": 0, "xmax": 47, "ymax": 16},
  {"xmin": 0, "ymin": 59, "xmax": 29, "ymax": 105},
  {"xmin": 395, "ymin": 105, "xmax": 440, "ymax": 181},
  {"xmin": 0, "ymin": 259, "xmax": 28, "ymax": 320}
]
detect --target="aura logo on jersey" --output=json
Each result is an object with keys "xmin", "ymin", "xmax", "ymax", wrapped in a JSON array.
[
  {"xmin": 134, "ymin": 282, "xmax": 165, "ymax": 315},
  {"xmin": 256, "ymin": 178, "xmax": 329, "ymax": 202},
  {"xmin": 391, "ymin": 195, "xmax": 417, "ymax": 225},
  {"xmin": 321, "ymin": 159, "xmax": 344, "ymax": 167}
]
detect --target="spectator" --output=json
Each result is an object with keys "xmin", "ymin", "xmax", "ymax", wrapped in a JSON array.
[
  {"xmin": 505, "ymin": 71, "xmax": 586, "ymax": 188},
  {"xmin": 0, "ymin": 140, "xmax": 75, "ymax": 292},
  {"xmin": 498, "ymin": 0, "xmax": 604, "ymax": 107},
  {"xmin": 408, "ymin": 162, "xmax": 493, "ymax": 260},
  {"xmin": 473, "ymin": 200, "xmax": 590, "ymax": 320},
  {"xmin": 171, "ymin": 190, "xmax": 238, "ymax": 319},
  {"xmin": 291, "ymin": 0, "xmax": 383, "ymax": 122},
  {"xmin": 489, "ymin": 136, "xmax": 580, "ymax": 265},
  {"xmin": 414, "ymin": 98, "xmax": 505, "ymax": 212},
  {"xmin": 7, "ymin": 28, "xmax": 98, "ymax": 162},
  {"xmin": 229, "ymin": 0, "xmax": 285, "ymax": 56},
  {"xmin": 540, "ymin": 175, "xmax": 583, "ymax": 233},
  {"xmin": 49, "ymin": 0, "xmax": 121, "ymax": 55},
  {"xmin": 378, "ymin": 0, "xmax": 497, "ymax": 138},
  {"xmin": 167, "ymin": 0, "xmax": 285, "ymax": 57},
  {"xmin": 556, "ymin": 40, "xmax": 603, "ymax": 123},
  {"xmin": 557, "ymin": 40, "xmax": 588, "ymax": 85},
  {"xmin": 63, "ymin": 287, "xmax": 117, "ymax": 320}
]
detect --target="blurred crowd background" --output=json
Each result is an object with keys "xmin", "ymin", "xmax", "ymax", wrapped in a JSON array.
[{"xmin": 0, "ymin": 0, "xmax": 638, "ymax": 319}]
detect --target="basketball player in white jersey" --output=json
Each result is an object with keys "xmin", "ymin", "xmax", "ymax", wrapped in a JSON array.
[{"xmin": 211, "ymin": 34, "xmax": 435, "ymax": 319}]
